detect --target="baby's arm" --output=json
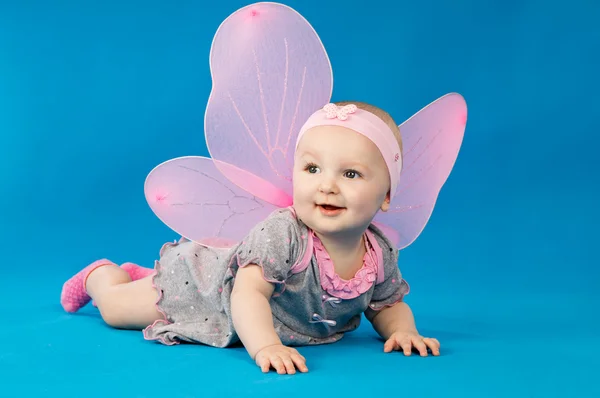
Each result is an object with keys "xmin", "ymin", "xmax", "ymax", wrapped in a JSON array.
[
  {"xmin": 367, "ymin": 301, "xmax": 417, "ymax": 339},
  {"xmin": 231, "ymin": 264, "xmax": 308, "ymax": 374},
  {"xmin": 231, "ymin": 264, "xmax": 280, "ymax": 356},
  {"xmin": 364, "ymin": 236, "xmax": 440, "ymax": 356},
  {"xmin": 367, "ymin": 303, "xmax": 440, "ymax": 356}
]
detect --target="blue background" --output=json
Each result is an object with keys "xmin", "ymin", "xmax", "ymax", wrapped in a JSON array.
[{"xmin": 1, "ymin": 0, "xmax": 599, "ymax": 396}]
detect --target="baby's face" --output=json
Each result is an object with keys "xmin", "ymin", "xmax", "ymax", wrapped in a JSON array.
[{"xmin": 292, "ymin": 125, "xmax": 391, "ymax": 239}]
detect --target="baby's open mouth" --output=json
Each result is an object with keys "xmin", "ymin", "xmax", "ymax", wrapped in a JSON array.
[{"xmin": 318, "ymin": 204, "xmax": 344, "ymax": 210}]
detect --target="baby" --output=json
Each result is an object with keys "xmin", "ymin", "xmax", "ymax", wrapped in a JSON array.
[{"xmin": 60, "ymin": 101, "xmax": 441, "ymax": 375}]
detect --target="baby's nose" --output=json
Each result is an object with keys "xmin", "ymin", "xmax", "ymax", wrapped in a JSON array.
[{"xmin": 318, "ymin": 177, "xmax": 338, "ymax": 194}]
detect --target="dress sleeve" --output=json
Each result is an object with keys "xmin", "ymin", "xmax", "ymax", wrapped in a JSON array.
[
  {"xmin": 229, "ymin": 209, "xmax": 305, "ymax": 296},
  {"xmin": 365, "ymin": 229, "xmax": 410, "ymax": 316}
]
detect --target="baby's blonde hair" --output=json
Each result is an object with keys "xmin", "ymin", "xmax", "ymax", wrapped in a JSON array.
[{"xmin": 334, "ymin": 101, "xmax": 403, "ymax": 157}]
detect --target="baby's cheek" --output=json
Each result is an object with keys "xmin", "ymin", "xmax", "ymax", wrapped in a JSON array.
[
  {"xmin": 294, "ymin": 179, "xmax": 314, "ymax": 201},
  {"xmin": 353, "ymin": 192, "xmax": 383, "ymax": 215}
]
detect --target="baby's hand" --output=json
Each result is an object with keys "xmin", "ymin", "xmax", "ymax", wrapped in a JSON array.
[
  {"xmin": 384, "ymin": 331, "xmax": 440, "ymax": 356},
  {"xmin": 254, "ymin": 344, "xmax": 309, "ymax": 374}
]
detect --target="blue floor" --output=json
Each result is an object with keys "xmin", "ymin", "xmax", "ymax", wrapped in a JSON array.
[
  {"xmin": 1, "ymin": 0, "xmax": 599, "ymax": 396},
  {"xmin": 3, "ymin": 275, "xmax": 599, "ymax": 397},
  {"xmin": 3, "ymin": 275, "xmax": 598, "ymax": 397},
  {"xmin": 2, "ymin": 199, "xmax": 599, "ymax": 397}
]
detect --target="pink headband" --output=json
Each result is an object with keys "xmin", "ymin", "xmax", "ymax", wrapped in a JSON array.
[{"xmin": 296, "ymin": 103, "xmax": 402, "ymax": 199}]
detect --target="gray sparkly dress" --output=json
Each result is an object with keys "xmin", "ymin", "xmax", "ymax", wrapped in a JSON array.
[{"xmin": 143, "ymin": 207, "xmax": 410, "ymax": 347}]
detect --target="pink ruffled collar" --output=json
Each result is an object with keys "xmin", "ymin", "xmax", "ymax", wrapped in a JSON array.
[{"xmin": 312, "ymin": 230, "xmax": 382, "ymax": 299}]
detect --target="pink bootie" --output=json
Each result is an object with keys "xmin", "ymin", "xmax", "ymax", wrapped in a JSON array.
[
  {"xmin": 60, "ymin": 259, "xmax": 116, "ymax": 313},
  {"xmin": 120, "ymin": 262, "xmax": 155, "ymax": 280}
]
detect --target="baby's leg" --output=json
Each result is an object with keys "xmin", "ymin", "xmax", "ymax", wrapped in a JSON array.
[
  {"xmin": 86, "ymin": 266, "xmax": 163, "ymax": 329},
  {"xmin": 91, "ymin": 263, "xmax": 155, "ymax": 308}
]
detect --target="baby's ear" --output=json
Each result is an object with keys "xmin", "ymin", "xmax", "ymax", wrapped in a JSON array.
[{"xmin": 380, "ymin": 192, "xmax": 391, "ymax": 212}]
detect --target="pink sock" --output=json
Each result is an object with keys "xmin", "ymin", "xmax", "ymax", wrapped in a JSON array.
[
  {"xmin": 60, "ymin": 259, "xmax": 116, "ymax": 313},
  {"xmin": 120, "ymin": 262, "xmax": 155, "ymax": 280}
]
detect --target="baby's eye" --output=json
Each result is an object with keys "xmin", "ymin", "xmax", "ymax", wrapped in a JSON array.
[
  {"xmin": 305, "ymin": 163, "xmax": 320, "ymax": 174},
  {"xmin": 344, "ymin": 170, "xmax": 361, "ymax": 179}
]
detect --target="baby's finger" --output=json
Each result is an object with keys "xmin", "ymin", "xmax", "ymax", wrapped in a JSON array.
[
  {"xmin": 423, "ymin": 338, "xmax": 440, "ymax": 356},
  {"xmin": 291, "ymin": 353, "xmax": 309, "ymax": 373},
  {"xmin": 383, "ymin": 337, "xmax": 399, "ymax": 353},
  {"xmin": 294, "ymin": 351, "xmax": 307, "ymax": 362},
  {"xmin": 270, "ymin": 356, "xmax": 287, "ymax": 375},
  {"xmin": 288, "ymin": 349, "xmax": 306, "ymax": 362},
  {"xmin": 280, "ymin": 355, "xmax": 297, "ymax": 374},
  {"xmin": 399, "ymin": 338, "xmax": 413, "ymax": 356},
  {"xmin": 412, "ymin": 337, "xmax": 429, "ymax": 357},
  {"xmin": 257, "ymin": 357, "xmax": 271, "ymax": 373}
]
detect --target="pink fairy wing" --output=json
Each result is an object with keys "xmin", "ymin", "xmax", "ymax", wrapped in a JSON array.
[
  {"xmin": 204, "ymin": 2, "xmax": 333, "ymax": 202},
  {"xmin": 144, "ymin": 156, "xmax": 279, "ymax": 247},
  {"xmin": 144, "ymin": 3, "xmax": 332, "ymax": 246},
  {"xmin": 373, "ymin": 93, "xmax": 468, "ymax": 249}
]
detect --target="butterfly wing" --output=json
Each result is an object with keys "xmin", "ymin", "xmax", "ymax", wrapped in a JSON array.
[
  {"xmin": 144, "ymin": 3, "xmax": 333, "ymax": 246},
  {"xmin": 204, "ymin": 2, "xmax": 333, "ymax": 202},
  {"xmin": 144, "ymin": 156, "xmax": 280, "ymax": 247},
  {"xmin": 374, "ymin": 93, "xmax": 468, "ymax": 249}
]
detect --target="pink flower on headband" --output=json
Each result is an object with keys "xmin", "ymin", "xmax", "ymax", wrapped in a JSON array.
[{"xmin": 323, "ymin": 103, "xmax": 357, "ymax": 121}]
